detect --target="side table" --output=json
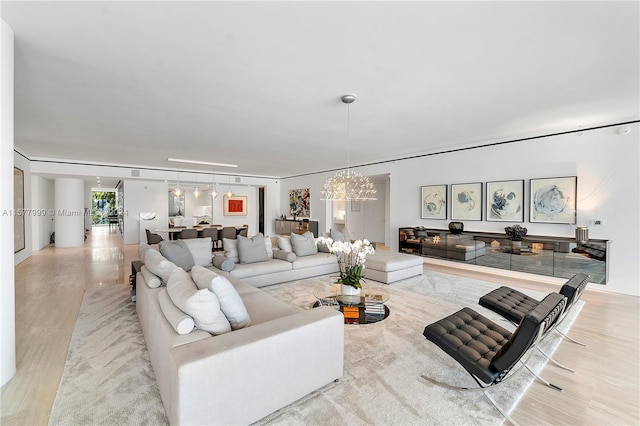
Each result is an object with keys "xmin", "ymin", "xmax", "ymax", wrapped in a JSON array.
[{"xmin": 130, "ymin": 260, "xmax": 143, "ymax": 302}]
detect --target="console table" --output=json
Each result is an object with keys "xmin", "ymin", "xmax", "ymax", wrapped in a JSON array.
[
  {"xmin": 399, "ymin": 227, "xmax": 610, "ymax": 284},
  {"xmin": 275, "ymin": 219, "xmax": 319, "ymax": 237}
]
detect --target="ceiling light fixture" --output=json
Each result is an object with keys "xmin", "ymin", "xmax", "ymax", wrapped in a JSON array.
[
  {"xmin": 168, "ymin": 158, "xmax": 238, "ymax": 168},
  {"xmin": 226, "ymin": 168, "xmax": 234, "ymax": 198},
  {"xmin": 173, "ymin": 167, "xmax": 182, "ymax": 196},
  {"xmin": 211, "ymin": 166, "xmax": 219, "ymax": 199},
  {"xmin": 320, "ymin": 94, "xmax": 377, "ymax": 201},
  {"xmin": 193, "ymin": 166, "xmax": 200, "ymax": 199}
]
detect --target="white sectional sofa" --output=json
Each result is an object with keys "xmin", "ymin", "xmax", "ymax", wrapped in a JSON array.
[
  {"xmin": 136, "ymin": 238, "xmax": 344, "ymax": 425},
  {"xmin": 212, "ymin": 232, "xmax": 423, "ymax": 286}
]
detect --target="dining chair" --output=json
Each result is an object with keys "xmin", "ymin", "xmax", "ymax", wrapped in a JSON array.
[
  {"xmin": 179, "ymin": 229, "xmax": 198, "ymax": 239},
  {"xmin": 145, "ymin": 229, "xmax": 163, "ymax": 245},
  {"xmin": 221, "ymin": 226, "xmax": 237, "ymax": 240},
  {"xmin": 200, "ymin": 227, "xmax": 220, "ymax": 250}
]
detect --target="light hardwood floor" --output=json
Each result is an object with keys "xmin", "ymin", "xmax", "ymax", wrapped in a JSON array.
[{"xmin": 1, "ymin": 227, "xmax": 638, "ymax": 425}]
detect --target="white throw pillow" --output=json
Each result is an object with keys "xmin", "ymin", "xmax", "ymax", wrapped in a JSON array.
[
  {"xmin": 138, "ymin": 245, "xmax": 156, "ymax": 263},
  {"xmin": 190, "ymin": 266, "xmax": 251, "ymax": 330},
  {"xmin": 223, "ymin": 238, "xmax": 240, "ymax": 263},
  {"xmin": 141, "ymin": 265, "xmax": 162, "ymax": 289},
  {"xmin": 264, "ymin": 235, "xmax": 273, "ymax": 258},
  {"xmin": 237, "ymin": 233, "xmax": 269, "ymax": 264},
  {"xmin": 181, "ymin": 237, "xmax": 213, "ymax": 266},
  {"xmin": 166, "ymin": 267, "xmax": 231, "ymax": 335},
  {"xmin": 278, "ymin": 235, "xmax": 293, "ymax": 252},
  {"xmin": 290, "ymin": 231, "xmax": 318, "ymax": 257},
  {"xmin": 144, "ymin": 249, "xmax": 177, "ymax": 283},
  {"xmin": 158, "ymin": 289, "xmax": 195, "ymax": 335}
]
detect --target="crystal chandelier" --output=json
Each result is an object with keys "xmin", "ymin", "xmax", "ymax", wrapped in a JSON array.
[{"xmin": 321, "ymin": 94, "xmax": 377, "ymax": 201}]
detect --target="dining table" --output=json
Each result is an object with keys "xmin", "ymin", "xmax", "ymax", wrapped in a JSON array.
[{"xmin": 154, "ymin": 225, "xmax": 248, "ymax": 240}]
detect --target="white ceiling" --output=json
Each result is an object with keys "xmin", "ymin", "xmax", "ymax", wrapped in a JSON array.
[{"xmin": 3, "ymin": 1, "xmax": 639, "ymax": 180}]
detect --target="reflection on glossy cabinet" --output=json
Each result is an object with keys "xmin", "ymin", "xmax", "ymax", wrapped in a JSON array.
[
  {"xmin": 398, "ymin": 227, "xmax": 610, "ymax": 285},
  {"xmin": 275, "ymin": 219, "xmax": 319, "ymax": 237}
]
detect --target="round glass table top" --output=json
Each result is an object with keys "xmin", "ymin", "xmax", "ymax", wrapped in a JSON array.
[{"xmin": 313, "ymin": 283, "xmax": 390, "ymax": 306}]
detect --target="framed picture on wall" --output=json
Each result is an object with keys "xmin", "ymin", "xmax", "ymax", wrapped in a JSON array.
[
  {"xmin": 485, "ymin": 180, "xmax": 524, "ymax": 222},
  {"xmin": 14, "ymin": 167, "xmax": 25, "ymax": 253},
  {"xmin": 289, "ymin": 188, "xmax": 310, "ymax": 217},
  {"xmin": 451, "ymin": 182, "xmax": 482, "ymax": 221},
  {"xmin": 223, "ymin": 195, "xmax": 248, "ymax": 216},
  {"xmin": 421, "ymin": 185, "xmax": 447, "ymax": 219},
  {"xmin": 530, "ymin": 176, "xmax": 577, "ymax": 224}
]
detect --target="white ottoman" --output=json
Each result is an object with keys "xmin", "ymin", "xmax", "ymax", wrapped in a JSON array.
[{"xmin": 364, "ymin": 251, "xmax": 424, "ymax": 284}]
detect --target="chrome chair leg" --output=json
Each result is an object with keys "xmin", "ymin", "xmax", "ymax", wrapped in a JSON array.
[
  {"xmin": 420, "ymin": 374, "xmax": 521, "ymax": 426},
  {"xmin": 523, "ymin": 364, "xmax": 562, "ymax": 392},
  {"xmin": 537, "ymin": 347, "xmax": 575, "ymax": 373},
  {"xmin": 555, "ymin": 328, "xmax": 587, "ymax": 346}
]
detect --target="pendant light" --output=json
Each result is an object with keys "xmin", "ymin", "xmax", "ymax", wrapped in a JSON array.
[
  {"xmin": 211, "ymin": 166, "xmax": 219, "ymax": 199},
  {"xmin": 320, "ymin": 94, "xmax": 377, "ymax": 201},
  {"xmin": 193, "ymin": 166, "xmax": 200, "ymax": 199},
  {"xmin": 226, "ymin": 167, "xmax": 234, "ymax": 198},
  {"xmin": 173, "ymin": 167, "xmax": 182, "ymax": 196}
]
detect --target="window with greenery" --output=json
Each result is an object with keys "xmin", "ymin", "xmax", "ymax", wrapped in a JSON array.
[{"xmin": 92, "ymin": 191, "xmax": 116, "ymax": 225}]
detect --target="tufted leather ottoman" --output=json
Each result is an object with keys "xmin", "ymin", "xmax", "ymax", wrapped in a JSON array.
[{"xmin": 478, "ymin": 286, "xmax": 538, "ymax": 324}]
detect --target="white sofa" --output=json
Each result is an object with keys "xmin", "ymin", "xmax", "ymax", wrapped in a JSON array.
[
  {"xmin": 136, "ymin": 241, "xmax": 344, "ymax": 425},
  {"xmin": 212, "ymin": 233, "xmax": 341, "ymax": 287},
  {"xmin": 212, "ymin": 233, "xmax": 424, "ymax": 286}
]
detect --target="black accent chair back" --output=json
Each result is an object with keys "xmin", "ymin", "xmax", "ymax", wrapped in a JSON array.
[
  {"xmin": 424, "ymin": 293, "xmax": 566, "ymax": 386},
  {"xmin": 145, "ymin": 229, "xmax": 163, "ymax": 245}
]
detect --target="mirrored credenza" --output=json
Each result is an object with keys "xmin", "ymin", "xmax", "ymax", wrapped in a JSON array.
[{"xmin": 399, "ymin": 227, "xmax": 610, "ymax": 284}]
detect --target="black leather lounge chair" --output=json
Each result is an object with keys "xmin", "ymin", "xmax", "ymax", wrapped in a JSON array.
[
  {"xmin": 479, "ymin": 273, "xmax": 590, "ymax": 345},
  {"xmin": 423, "ymin": 293, "xmax": 566, "ymax": 426}
]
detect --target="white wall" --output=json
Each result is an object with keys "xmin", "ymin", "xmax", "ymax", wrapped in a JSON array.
[
  {"xmin": 31, "ymin": 176, "xmax": 54, "ymax": 250},
  {"xmin": 1, "ymin": 18, "xmax": 16, "ymax": 386},
  {"xmin": 122, "ymin": 180, "xmax": 169, "ymax": 245},
  {"xmin": 54, "ymin": 178, "xmax": 85, "ymax": 248},
  {"xmin": 281, "ymin": 123, "xmax": 639, "ymax": 296}
]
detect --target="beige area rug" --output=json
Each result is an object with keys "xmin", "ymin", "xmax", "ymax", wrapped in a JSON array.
[
  {"xmin": 49, "ymin": 271, "xmax": 583, "ymax": 425},
  {"xmin": 48, "ymin": 283, "xmax": 168, "ymax": 426}
]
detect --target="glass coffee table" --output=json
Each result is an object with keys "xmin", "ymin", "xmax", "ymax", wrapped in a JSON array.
[{"xmin": 313, "ymin": 283, "xmax": 390, "ymax": 324}]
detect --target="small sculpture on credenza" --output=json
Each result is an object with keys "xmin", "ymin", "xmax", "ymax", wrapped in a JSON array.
[{"xmin": 448, "ymin": 222, "xmax": 464, "ymax": 234}]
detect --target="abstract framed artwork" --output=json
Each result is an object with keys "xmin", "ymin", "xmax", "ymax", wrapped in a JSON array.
[
  {"xmin": 486, "ymin": 180, "xmax": 524, "ymax": 222},
  {"xmin": 421, "ymin": 185, "xmax": 447, "ymax": 219},
  {"xmin": 289, "ymin": 188, "xmax": 310, "ymax": 217},
  {"xmin": 350, "ymin": 200, "xmax": 361, "ymax": 212},
  {"xmin": 451, "ymin": 182, "xmax": 482, "ymax": 221},
  {"xmin": 530, "ymin": 176, "xmax": 577, "ymax": 224},
  {"xmin": 223, "ymin": 195, "xmax": 248, "ymax": 216},
  {"xmin": 14, "ymin": 167, "xmax": 25, "ymax": 253}
]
